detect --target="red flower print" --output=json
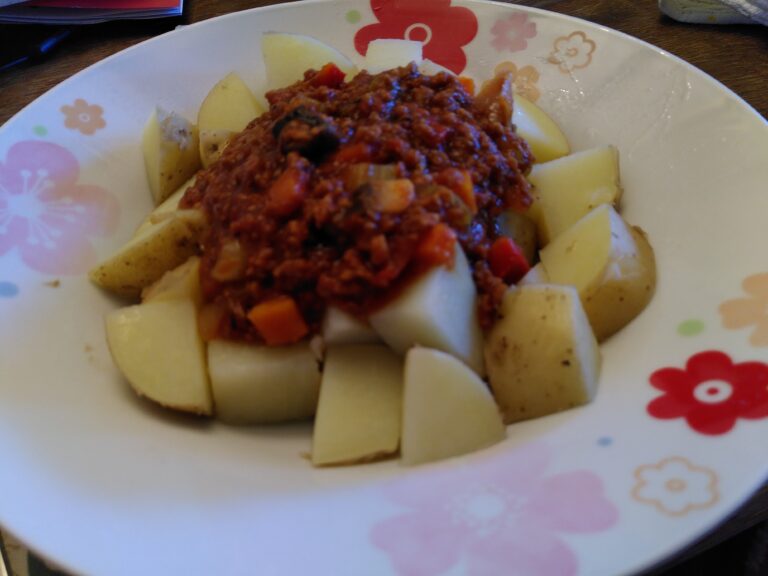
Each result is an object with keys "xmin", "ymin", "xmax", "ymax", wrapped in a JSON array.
[
  {"xmin": 491, "ymin": 13, "xmax": 537, "ymax": 53},
  {"xmin": 648, "ymin": 351, "xmax": 768, "ymax": 435},
  {"xmin": 61, "ymin": 98, "xmax": 106, "ymax": 135},
  {"xmin": 354, "ymin": 0, "xmax": 478, "ymax": 74},
  {"xmin": 370, "ymin": 444, "xmax": 617, "ymax": 576},
  {"xmin": 0, "ymin": 141, "xmax": 119, "ymax": 275}
]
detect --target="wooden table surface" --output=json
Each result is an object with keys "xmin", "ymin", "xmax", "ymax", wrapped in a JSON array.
[{"xmin": 1, "ymin": 1, "xmax": 767, "ymax": 574}]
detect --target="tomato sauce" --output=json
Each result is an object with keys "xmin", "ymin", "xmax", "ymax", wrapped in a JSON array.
[{"xmin": 182, "ymin": 63, "xmax": 533, "ymax": 343}]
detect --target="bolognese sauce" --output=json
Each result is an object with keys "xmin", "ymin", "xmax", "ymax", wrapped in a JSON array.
[{"xmin": 181, "ymin": 63, "xmax": 533, "ymax": 345}]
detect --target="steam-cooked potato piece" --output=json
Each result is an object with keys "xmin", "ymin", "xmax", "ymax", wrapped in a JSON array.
[
  {"xmin": 529, "ymin": 145, "xmax": 622, "ymax": 245},
  {"xmin": 540, "ymin": 205, "xmax": 656, "ymax": 341},
  {"xmin": 261, "ymin": 32, "xmax": 357, "ymax": 91},
  {"xmin": 106, "ymin": 299, "xmax": 212, "ymax": 415},
  {"xmin": 141, "ymin": 256, "xmax": 201, "ymax": 306},
  {"xmin": 402, "ymin": 347, "xmax": 505, "ymax": 466},
  {"xmin": 207, "ymin": 340, "xmax": 320, "ymax": 424},
  {"xmin": 322, "ymin": 307, "xmax": 380, "ymax": 345},
  {"xmin": 142, "ymin": 107, "xmax": 201, "ymax": 204},
  {"xmin": 89, "ymin": 210, "xmax": 205, "ymax": 298},
  {"xmin": 369, "ymin": 247, "xmax": 485, "ymax": 375},
  {"xmin": 364, "ymin": 39, "xmax": 422, "ymax": 73},
  {"xmin": 512, "ymin": 94, "xmax": 570, "ymax": 163},
  {"xmin": 197, "ymin": 72, "xmax": 263, "ymax": 167},
  {"xmin": 518, "ymin": 262, "xmax": 549, "ymax": 286},
  {"xmin": 485, "ymin": 284, "xmax": 601, "ymax": 424},
  {"xmin": 134, "ymin": 176, "xmax": 196, "ymax": 237},
  {"xmin": 312, "ymin": 345, "xmax": 403, "ymax": 466}
]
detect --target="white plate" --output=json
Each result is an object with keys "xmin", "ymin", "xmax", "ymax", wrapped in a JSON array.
[{"xmin": 1, "ymin": 1, "xmax": 767, "ymax": 574}]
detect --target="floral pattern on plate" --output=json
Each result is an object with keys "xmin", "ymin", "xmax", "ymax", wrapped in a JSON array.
[
  {"xmin": 61, "ymin": 99, "xmax": 106, "ymax": 136},
  {"xmin": 493, "ymin": 61, "xmax": 541, "ymax": 102},
  {"xmin": 632, "ymin": 457, "xmax": 719, "ymax": 516},
  {"xmin": 647, "ymin": 350, "xmax": 768, "ymax": 435},
  {"xmin": 719, "ymin": 273, "xmax": 768, "ymax": 347},
  {"xmin": 354, "ymin": 0, "xmax": 478, "ymax": 74},
  {"xmin": 0, "ymin": 140, "xmax": 119, "ymax": 275},
  {"xmin": 370, "ymin": 445, "xmax": 617, "ymax": 576},
  {"xmin": 490, "ymin": 12, "xmax": 537, "ymax": 53},
  {"xmin": 548, "ymin": 31, "xmax": 596, "ymax": 74}
]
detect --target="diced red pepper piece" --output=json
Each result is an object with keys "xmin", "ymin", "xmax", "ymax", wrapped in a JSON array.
[
  {"xmin": 415, "ymin": 223, "xmax": 457, "ymax": 268},
  {"xmin": 268, "ymin": 165, "xmax": 309, "ymax": 217},
  {"xmin": 488, "ymin": 237, "xmax": 530, "ymax": 284},
  {"xmin": 458, "ymin": 76, "xmax": 475, "ymax": 95},
  {"xmin": 312, "ymin": 62, "xmax": 346, "ymax": 88},
  {"xmin": 247, "ymin": 296, "xmax": 309, "ymax": 346},
  {"xmin": 436, "ymin": 168, "xmax": 477, "ymax": 215}
]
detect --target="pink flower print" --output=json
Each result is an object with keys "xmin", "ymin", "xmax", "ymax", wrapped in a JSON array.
[
  {"xmin": 648, "ymin": 350, "xmax": 768, "ymax": 435},
  {"xmin": 548, "ymin": 31, "xmax": 596, "ymax": 74},
  {"xmin": 371, "ymin": 445, "xmax": 618, "ymax": 576},
  {"xmin": 0, "ymin": 140, "xmax": 119, "ymax": 275},
  {"xmin": 354, "ymin": 0, "xmax": 478, "ymax": 74},
  {"xmin": 61, "ymin": 99, "xmax": 106, "ymax": 135},
  {"xmin": 491, "ymin": 13, "xmax": 537, "ymax": 53},
  {"xmin": 719, "ymin": 273, "xmax": 768, "ymax": 346}
]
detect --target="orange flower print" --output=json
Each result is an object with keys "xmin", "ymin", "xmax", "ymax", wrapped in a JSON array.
[
  {"xmin": 494, "ymin": 61, "xmax": 541, "ymax": 102},
  {"xmin": 61, "ymin": 99, "xmax": 106, "ymax": 136},
  {"xmin": 632, "ymin": 457, "xmax": 718, "ymax": 517},
  {"xmin": 548, "ymin": 31, "xmax": 596, "ymax": 74},
  {"xmin": 719, "ymin": 273, "xmax": 768, "ymax": 346}
]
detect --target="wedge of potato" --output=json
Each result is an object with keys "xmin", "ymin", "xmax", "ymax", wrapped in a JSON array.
[
  {"xmin": 106, "ymin": 299, "xmax": 212, "ymax": 415},
  {"xmin": 142, "ymin": 107, "xmax": 201, "ymax": 205},
  {"xmin": 512, "ymin": 94, "xmax": 570, "ymax": 163},
  {"xmin": 364, "ymin": 38, "xmax": 422, "ymax": 74},
  {"xmin": 485, "ymin": 284, "xmax": 601, "ymax": 424},
  {"xmin": 197, "ymin": 72, "xmax": 263, "ymax": 167},
  {"xmin": 540, "ymin": 205, "xmax": 656, "ymax": 341},
  {"xmin": 207, "ymin": 340, "xmax": 321, "ymax": 424},
  {"xmin": 141, "ymin": 256, "xmax": 201, "ymax": 306},
  {"xmin": 322, "ymin": 307, "xmax": 380, "ymax": 346},
  {"xmin": 518, "ymin": 262, "xmax": 549, "ymax": 286},
  {"xmin": 89, "ymin": 210, "xmax": 204, "ymax": 298},
  {"xmin": 312, "ymin": 345, "xmax": 403, "ymax": 466},
  {"xmin": 402, "ymin": 347, "xmax": 506, "ymax": 466},
  {"xmin": 529, "ymin": 145, "xmax": 622, "ymax": 245},
  {"xmin": 369, "ymin": 247, "xmax": 485, "ymax": 375},
  {"xmin": 134, "ymin": 176, "xmax": 196, "ymax": 237},
  {"xmin": 261, "ymin": 32, "xmax": 357, "ymax": 91}
]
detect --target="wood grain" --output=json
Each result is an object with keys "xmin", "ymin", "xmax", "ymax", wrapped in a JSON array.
[{"xmin": 0, "ymin": 0, "xmax": 766, "ymax": 573}]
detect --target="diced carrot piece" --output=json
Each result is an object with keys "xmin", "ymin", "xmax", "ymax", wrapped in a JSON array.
[
  {"xmin": 488, "ymin": 237, "xmax": 530, "ymax": 284},
  {"xmin": 415, "ymin": 223, "xmax": 457, "ymax": 268},
  {"xmin": 312, "ymin": 62, "xmax": 346, "ymax": 88},
  {"xmin": 458, "ymin": 76, "xmax": 475, "ymax": 95},
  {"xmin": 268, "ymin": 165, "xmax": 308, "ymax": 216},
  {"xmin": 332, "ymin": 143, "xmax": 374, "ymax": 164},
  {"xmin": 436, "ymin": 168, "xmax": 477, "ymax": 214},
  {"xmin": 247, "ymin": 296, "xmax": 309, "ymax": 346}
]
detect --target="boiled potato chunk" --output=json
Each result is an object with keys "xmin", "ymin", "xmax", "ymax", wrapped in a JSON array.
[
  {"xmin": 197, "ymin": 72, "xmax": 263, "ymax": 167},
  {"xmin": 89, "ymin": 212, "xmax": 204, "ymax": 298},
  {"xmin": 312, "ymin": 345, "xmax": 403, "ymax": 466},
  {"xmin": 418, "ymin": 58, "xmax": 453, "ymax": 76},
  {"xmin": 402, "ymin": 347, "xmax": 506, "ymax": 466},
  {"xmin": 364, "ymin": 38, "xmax": 422, "ymax": 74},
  {"xmin": 530, "ymin": 145, "xmax": 622, "ymax": 245},
  {"xmin": 261, "ymin": 32, "xmax": 357, "ymax": 91},
  {"xmin": 134, "ymin": 176, "xmax": 195, "ymax": 237},
  {"xmin": 369, "ymin": 247, "xmax": 484, "ymax": 375},
  {"xmin": 519, "ymin": 262, "xmax": 549, "ymax": 286},
  {"xmin": 106, "ymin": 299, "xmax": 212, "ymax": 415},
  {"xmin": 207, "ymin": 340, "xmax": 320, "ymax": 424},
  {"xmin": 485, "ymin": 284, "xmax": 601, "ymax": 424},
  {"xmin": 540, "ymin": 205, "xmax": 656, "ymax": 341},
  {"xmin": 142, "ymin": 107, "xmax": 201, "ymax": 204},
  {"xmin": 497, "ymin": 210, "xmax": 538, "ymax": 264},
  {"xmin": 512, "ymin": 94, "xmax": 569, "ymax": 163},
  {"xmin": 322, "ymin": 307, "xmax": 380, "ymax": 345},
  {"xmin": 142, "ymin": 256, "xmax": 201, "ymax": 306}
]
